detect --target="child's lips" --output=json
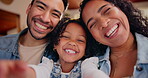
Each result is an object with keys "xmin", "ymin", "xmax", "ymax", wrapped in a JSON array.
[{"xmin": 64, "ymin": 48, "xmax": 79, "ymax": 54}]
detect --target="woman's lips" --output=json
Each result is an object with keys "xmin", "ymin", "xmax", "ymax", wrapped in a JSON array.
[{"xmin": 105, "ymin": 24, "xmax": 119, "ymax": 38}]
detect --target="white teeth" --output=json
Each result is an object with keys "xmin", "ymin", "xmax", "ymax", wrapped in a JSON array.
[
  {"xmin": 65, "ymin": 49, "xmax": 76, "ymax": 54},
  {"xmin": 35, "ymin": 23, "xmax": 47, "ymax": 30},
  {"xmin": 106, "ymin": 25, "xmax": 118, "ymax": 37}
]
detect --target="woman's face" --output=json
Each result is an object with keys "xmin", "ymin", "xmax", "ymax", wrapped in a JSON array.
[
  {"xmin": 82, "ymin": 0, "xmax": 130, "ymax": 47},
  {"xmin": 54, "ymin": 23, "xmax": 86, "ymax": 63}
]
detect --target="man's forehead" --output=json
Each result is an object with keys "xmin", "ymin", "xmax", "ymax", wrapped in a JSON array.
[{"xmin": 34, "ymin": 0, "xmax": 64, "ymax": 10}]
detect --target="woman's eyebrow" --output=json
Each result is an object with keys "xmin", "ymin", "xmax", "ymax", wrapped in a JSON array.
[
  {"xmin": 87, "ymin": 17, "xmax": 93, "ymax": 26},
  {"xmin": 87, "ymin": 4, "xmax": 110, "ymax": 26},
  {"xmin": 97, "ymin": 4, "xmax": 110, "ymax": 13}
]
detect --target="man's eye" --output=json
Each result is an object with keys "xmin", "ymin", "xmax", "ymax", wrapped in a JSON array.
[
  {"xmin": 37, "ymin": 5, "xmax": 45, "ymax": 10},
  {"xmin": 52, "ymin": 13, "xmax": 60, "ymax": 18}
]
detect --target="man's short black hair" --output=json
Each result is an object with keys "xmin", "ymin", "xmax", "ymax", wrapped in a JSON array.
[{"xmin": 30, "ymin": 0, "xmax": 68, "ymax": 10}]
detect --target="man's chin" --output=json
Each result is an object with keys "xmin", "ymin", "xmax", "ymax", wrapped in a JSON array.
[
  {"xmin": 32, "ymin": 35, "xmax": 47, "ymax": 40},
  {"xmin": 33, "ymin": 33, "xmax": 52, "ymax": 40},
  {"xmin": 29, "ymin": 30, "xmax": 47, "ymax": 40}
]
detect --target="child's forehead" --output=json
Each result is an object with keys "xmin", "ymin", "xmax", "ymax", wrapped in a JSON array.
[
  {"xmin": 66, "ymin": 23, "xmax": 85, "ymax": 33},
  {"xmin": 66, "ymin": 22, "xmax": 82, "ymax": 28}
]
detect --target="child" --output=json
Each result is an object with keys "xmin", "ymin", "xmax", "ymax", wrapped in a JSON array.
[{"xmin": 29, "ymin": 18, "xmax": 91, "ymax": 78}]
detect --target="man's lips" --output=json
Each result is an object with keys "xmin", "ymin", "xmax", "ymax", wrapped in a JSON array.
[
  {"xmin": 33, "ymin": 22, "xmax": 54, "ymax": 34},
  {"xmin": 33, "ymin": 18, "xmax": 53, "ymax": 30},
  {"xmin": 35, "ymin": 22, "xmax": 47, "ymax": 30}
]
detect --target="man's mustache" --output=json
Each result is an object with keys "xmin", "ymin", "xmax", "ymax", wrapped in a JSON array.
[{"xmin": 33, "ymin": 17, "xmax": 54, "ymax": 30}]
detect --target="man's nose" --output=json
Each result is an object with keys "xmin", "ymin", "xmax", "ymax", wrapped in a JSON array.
[{"xmin": 41, "ymin": 11, "xmax": 51, "ymax": 23}]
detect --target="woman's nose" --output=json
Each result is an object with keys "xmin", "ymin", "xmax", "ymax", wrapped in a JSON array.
[{"xmin": 96, "ymin": 16, "xmax": 110, "ymax": 30}]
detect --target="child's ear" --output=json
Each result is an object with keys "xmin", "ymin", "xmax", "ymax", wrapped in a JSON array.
[{"xmin": 53, "ymin": 45, "xmax": 57, "ymax": 51}]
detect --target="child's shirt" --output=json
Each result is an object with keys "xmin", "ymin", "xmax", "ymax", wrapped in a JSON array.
[
  {"xmin": 29, "ymin": 57, "xmax": 81, "ymax": 78},
  {"xmin": 51, "ymin": 60, "xmax": 81, "ymax": 78}
]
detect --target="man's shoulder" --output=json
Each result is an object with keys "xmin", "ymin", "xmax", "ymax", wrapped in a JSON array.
[
  {"xmin": 0, "ymin": 34, "xmax": 19, "ymax": 47},
  {"xmin": 0, "ymin": 34, "xmax": 18, "ymax": 40}
]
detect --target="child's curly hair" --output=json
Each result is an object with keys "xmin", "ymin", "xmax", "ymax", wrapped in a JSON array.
[{"xmin": 46, "ymin": 17, "xmax": 97, "ymax": 61}]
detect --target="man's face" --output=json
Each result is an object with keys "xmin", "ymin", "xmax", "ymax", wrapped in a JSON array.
[{"xmin": 26, "ymin": 0, "xmax": 64, "ymax": 40}]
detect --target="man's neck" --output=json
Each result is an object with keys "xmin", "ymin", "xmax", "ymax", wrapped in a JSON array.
[{"xmin": 19, "ymin": 31, "xmax": 48, "ymax": 47}]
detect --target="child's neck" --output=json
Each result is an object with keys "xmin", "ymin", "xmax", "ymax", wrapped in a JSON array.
[{"xmin": 59, "ymin": 61, "xmax": 76, "ymax": 73}]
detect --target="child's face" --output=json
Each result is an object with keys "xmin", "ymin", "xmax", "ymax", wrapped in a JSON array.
[{"xmin": 54, "ymin": 23, "xmax": 86, "ymax": 63}]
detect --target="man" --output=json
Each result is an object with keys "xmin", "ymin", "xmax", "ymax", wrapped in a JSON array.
[{"xmin": 0, "ymin": 0, "xmax": 68, "ymax": 64}]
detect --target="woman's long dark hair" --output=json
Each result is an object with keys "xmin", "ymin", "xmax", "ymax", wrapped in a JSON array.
[{"xmin": 79, "ymin": 0, "xmax": 148, "ymax": 56}]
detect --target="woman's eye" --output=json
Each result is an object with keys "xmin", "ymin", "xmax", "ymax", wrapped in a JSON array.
[
  {"xmin": 104, "ymin": 8, "xmax": 111, "ymax": 14},
  {"xmin": 90, "ymin": 22, "xmax": 96, "ymax": 29}
]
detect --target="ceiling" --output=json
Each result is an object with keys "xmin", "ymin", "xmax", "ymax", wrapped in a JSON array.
[
  {"xmin": 68, "ymin": 0, "xmax": 83, "ymax": 9},
  {"xmin": 68, "ymin": 0, "xmax": 148, "ymax": 9}
]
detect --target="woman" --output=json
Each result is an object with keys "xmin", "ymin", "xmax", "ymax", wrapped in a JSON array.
[{"xmin": 80, "ymin": 0, "xmax": 148, "ymax": 78}]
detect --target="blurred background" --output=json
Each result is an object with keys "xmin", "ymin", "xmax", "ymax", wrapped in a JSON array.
[{"xmin": 0, "ymin": 0, "xmax": 148, "ymax": 36}]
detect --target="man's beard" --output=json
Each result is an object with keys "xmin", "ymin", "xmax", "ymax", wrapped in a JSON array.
[{"xmin": 26, "ymin": 15, "xmax": 53, "ymax": 40}]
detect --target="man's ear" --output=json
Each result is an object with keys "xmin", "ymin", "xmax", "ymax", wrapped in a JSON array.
[{"xmin": 26, "ymin": 4, "xmax": 32, "ymax": 14}]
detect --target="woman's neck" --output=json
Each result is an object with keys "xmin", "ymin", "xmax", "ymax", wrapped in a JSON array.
[
  {"xmin": 59, "ymin": 60, "xmax": 75, "ymax": 73},
  {"xmin": 110, "ymin": 33, "xmax": 137, "ymax": 77},
  {"xmin": 111, "ymin": 33, "xmax": 137, "ymax": 55}
]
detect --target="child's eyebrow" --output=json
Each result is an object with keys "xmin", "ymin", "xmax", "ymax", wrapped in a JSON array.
[
  {"xmin": 80, "ymin": 35, "xmax": 87, "ymax": 39},
  {"xmin": 63, "ymin": 31, "xmax": 70, "ymax": 33}
]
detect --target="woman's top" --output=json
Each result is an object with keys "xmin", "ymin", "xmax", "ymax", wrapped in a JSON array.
[{"xmin": 98, "ymin": 33, "xmax": 148, "ymax": 78}]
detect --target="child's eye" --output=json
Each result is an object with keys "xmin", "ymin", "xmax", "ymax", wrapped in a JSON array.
[
  {"xmin": 77, "ymin": 39, "xmax": 86, "ymax": 43},
  {"xmin": 90, "ymin": 21, "xmax": 96, "ymax": 29},
  {"xmin": 60, "ymin": 35, "xmax": 69, "ymax": 39}
]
